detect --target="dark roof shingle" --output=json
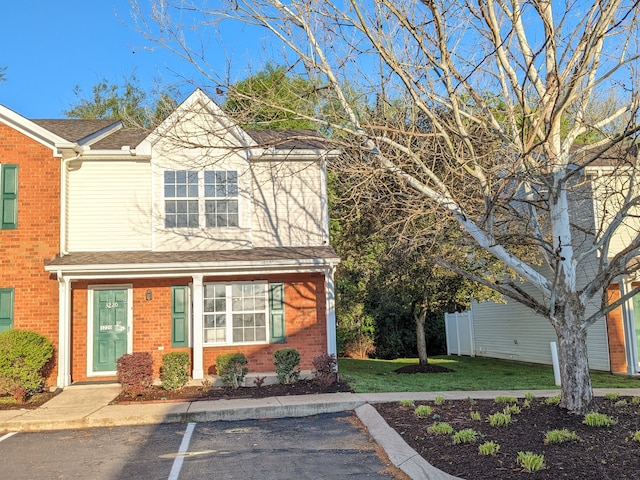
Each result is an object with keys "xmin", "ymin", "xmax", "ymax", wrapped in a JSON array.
[{"xmin": 31, "ymin": 119, "xmax": 120, "ymax": 142}]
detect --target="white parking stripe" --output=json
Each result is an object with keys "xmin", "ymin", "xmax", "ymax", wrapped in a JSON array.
[
  {"xmin": 0, "ymin": 432, "xmax": 17, "ymax": 442},
  {"xmin": 167, "ymin": 422, "xmax": 196, "ymax": 480}
]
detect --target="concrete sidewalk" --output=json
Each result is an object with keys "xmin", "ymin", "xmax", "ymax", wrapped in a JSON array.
[{"xmin": 3, "ymin": 385, "xmax": 640, "ymax": 480}]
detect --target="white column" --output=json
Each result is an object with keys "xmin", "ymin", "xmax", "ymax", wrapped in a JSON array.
[
  {"xmin": 325, "ymin": 267, "xmax": 337, "ymax": 357},
  {"xmin": 192, "ymin": 275, "xmax": 204, "ymax": 379},
  {"xmin": 56, "ymin": 275, "xmax": 72, "ymax": 388}
]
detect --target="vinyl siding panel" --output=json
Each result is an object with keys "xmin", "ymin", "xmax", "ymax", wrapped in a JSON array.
[
  {"xmin": 251, "ymin": 161, "xmax": 325, "ymax": 247},
  {"xmin": 68, "ymin": 160, "xmax": 151, "ymax": 251}
]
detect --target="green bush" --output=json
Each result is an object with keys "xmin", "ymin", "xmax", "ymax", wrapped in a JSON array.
[
  {"xmin": 216, "ymin": 353, "xmax": 249, "ymax": 388},
  {"xmin": 0, "ymin": 329, "xmax": 54, "ymax": 396},
  {"xmin": 117, "ymin": 352, "xmax": 153, "ymax": 395},
  {"xmin": 273, "ymin": 348, "xmax": 301, "ymax": 384},
  {"xmin": 160, "ymin": 352, "xmax": 191, "ymax": 391}
]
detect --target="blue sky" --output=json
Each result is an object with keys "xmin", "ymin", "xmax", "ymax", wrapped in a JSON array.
[{"xmin": 0, "ymin": 1, "xmax": 264, "ymax": 119}]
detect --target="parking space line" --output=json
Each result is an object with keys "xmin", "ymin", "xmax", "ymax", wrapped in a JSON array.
[
  {"xmin": 167, "ymin": 422, "xmax": 196, "ymax": 480},
  {"xmin": 0, "ymin": 432, "xmax": 17, "ymax": 443}
]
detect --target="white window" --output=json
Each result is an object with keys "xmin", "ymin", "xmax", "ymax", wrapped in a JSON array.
[
  {"xmin": 164, "ymin": 170, "xmax": 238, "ymax": 228},
  {"xmin": 204, "ymin": 282, "xmax": 268, "ymax": 344}
]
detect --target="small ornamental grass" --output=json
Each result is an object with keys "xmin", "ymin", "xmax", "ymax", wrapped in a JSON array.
[
  {"xmin": 488, "ymin": 412, "xmax": 511, "ymax": 427},
  {"xmin": 428, "ymin": 422, "xmax": 454, "ymax": 435},
  {"xmin": 631, "ymin": 431, "xmax": 640, "ymax": 442},
  {"xmin": 632, "ymin": 396, "xmax": 640, "ymax": 405},
  {"xmin": 494, "ymin": 395, "xmax": 518, "ymax": 404},
  {"xmin": 583, "ymin": 412, "xmax": 617, "ymax": 427},
  {"xmin": 614, "ymin": 399, "xmax": 628, "ymax": 408},
  {"xmin": 434, "ymin": 395, "xmax": 445, "ymax": 406},
  {"xmin": 452, "ymin": 428, "xmax": 478, "ymax": 444},
  {"xmin": 399, "ymin": 399, "xmax": 415, "ymax": 407},
  {"xmin": 503, "ymin": 404, "xmax": 521, "ymax": 415},
  {"xmin": 544, "ymin": 429, "xmax": 581, "ymax": 444},
  {"xmin": 470, "ymin": 411, "xmax": 481, "ymax": 421},
  {"xmin": 604, "ymin": 392, "xmax": 620, "ymax": 400},
  {"xmin": 517, "ymin": 451, "xmax": 545, "ymax": 473},
  {"xmin": 525, "ymin": 392, "xmax": 536, "ymax": 401},
  {"xmin": 545, "ymin": 395, "xmax": 561, "ymax": 406},
  {"xmin": 414, "ymin": 405, "xmax": 433, "ymax": 417},
  {"xmin": 522, "ymin": 399, "xmax": 532, "ymax": 409},
  {"xmin": 478, "ymin": 441, "xmax": 500, "ymax": 456}
]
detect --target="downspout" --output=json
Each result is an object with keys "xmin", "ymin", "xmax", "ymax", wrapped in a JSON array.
[
  {"xmin": 325, "ymin": 264, "xmax": 338, "ymax": 359},
  {"xmin": 56, "ymin": 271, "xmax": 71, "ymax": 388}
]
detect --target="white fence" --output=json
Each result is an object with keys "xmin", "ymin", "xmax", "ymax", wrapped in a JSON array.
[{"xmin": 445, "ymin": 310, "xmax": 474, "ymax": 356}]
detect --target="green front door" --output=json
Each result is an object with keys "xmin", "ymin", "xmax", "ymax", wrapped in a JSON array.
[{"xmin": 93, "ymin": 289, "xmax": 128, "ymax": 372}]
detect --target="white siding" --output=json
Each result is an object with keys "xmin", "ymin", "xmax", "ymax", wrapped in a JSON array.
[
  {"xmin": 67, "ymin": 160, "xmax": 151, "ymax": 251},
  {"xmin": 251, "ymin": 161, "xmax": 325, "ymax": 247}
]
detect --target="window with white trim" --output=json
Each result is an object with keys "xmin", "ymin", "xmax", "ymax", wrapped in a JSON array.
[
  {"xmin": 164, "ymin": 170, "xmax": 238, "ymax": 228},
  {"xmin": 204, "ymin": 282, "xmax": 268, "ymax": 344}
]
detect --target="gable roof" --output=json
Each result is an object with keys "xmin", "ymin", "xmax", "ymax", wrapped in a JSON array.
[
  {"xmin": 246, "ymin": 129, "xmax": 332, "ymax": 150},
  {"xmin": 89, "ymin": 128, "xmax": 149, "ymax": 150}
]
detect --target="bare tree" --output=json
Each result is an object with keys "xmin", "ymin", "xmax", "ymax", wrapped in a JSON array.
[{"xmin": 134, "ymin": 0, "xmax": 640, "ymax": 413}]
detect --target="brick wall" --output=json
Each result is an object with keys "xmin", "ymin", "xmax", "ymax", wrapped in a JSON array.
[
  {"xmin": 70, "ymin": 272, "xmax": 328, "ymax": 382},
  {"xmin": 605, "ymin": 285, "xmax": 627, "ymax": 374},
  {"xmin": 0, "ymin": 124, "xmax": 60, "ymax": 386}
]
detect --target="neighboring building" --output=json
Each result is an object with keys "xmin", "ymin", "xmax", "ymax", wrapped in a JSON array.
[
  {"xmin": 446, "ymin": 147, "xmax": 640, "ymax": 375},
  {"xmin": 0, "ymin": 90, "xmax": 340, "ymax": 388}
]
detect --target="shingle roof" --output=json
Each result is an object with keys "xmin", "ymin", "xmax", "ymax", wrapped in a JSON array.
[
  {"xmin": 247, "ymin": 129, "xmax": 335, "ymax": 150},
  {"xmin": 90, "ymin": 128, "xmax": 149, "ymax": 150},
  {"xmin": 46, "ymin": 246, "xmax": 339, "ymax": 268},
  {"xmin": 31, "ymin": 119, "xmax": 120, "ymax": 142}
]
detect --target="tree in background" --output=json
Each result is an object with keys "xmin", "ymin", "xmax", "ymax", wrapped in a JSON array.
[
  {"xmin": 64, "ymin": 74, "xmax": 178, "ymax": 128},
  {"xmin": 135, "ymin": 0, "xmax": 640, "ymax": 414},
  {"xmin": 0, "ymin": 67, "xmax": 6, "ymax": 83},
  {"xmin": 224, "ymin": 64, "xmax": 317, "ymax": 130}
]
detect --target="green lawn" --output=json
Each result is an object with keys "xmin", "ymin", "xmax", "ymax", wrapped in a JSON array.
[{"xmin": 338, "ymin": 356, "xmax": 640, "ymax": 392}]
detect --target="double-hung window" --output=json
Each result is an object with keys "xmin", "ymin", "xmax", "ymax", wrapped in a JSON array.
[
  {"xmin": 203, "ymin": 283, "xmax": 268, "ymax": 344},
  {"xmin": 164, "ymin": 170, "xmax": 238, "ymax": 229},
  {"xmin": 1, "ymin": 165, "xmax": 18, "ymax": 230}
]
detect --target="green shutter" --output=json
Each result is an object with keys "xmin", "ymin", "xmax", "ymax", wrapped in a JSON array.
[
  {"xmin": 171, "ymin": 286, "xmax": 188, "ymax": 347},
  {"xmin": 269, "ymin": 282, "xmax": 285, "ymax": 343},
  {"xmin": 1, "ymin": 165, "xmax": 18, "ymax": 230},
  {"xmin": 0, "ymin": 289, "xmax": 14, "ymax": 333}
]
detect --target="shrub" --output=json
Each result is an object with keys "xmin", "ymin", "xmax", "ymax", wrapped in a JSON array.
[
  {"xmin": 452, "ymin": 429, "xmax": 478, "ymax": 444},
  {"xmin": 583, "ymin": 412, "xmax": 617, "ymax": 427},
  {"xmin": 428, "ymin": 422, "xmax": 454, "ymax": 435},
  {"xmin": 478, "ymin": 441, "xmax": 500, "ymax": 456},
  {"xmin": 0, "ymin": 329, "xmax": 54, "ymax": 397},
  {"xmin": 312, "ymin": 353, "xmax": 338, "ymax": 387},
  {"xmin": 488, "ymin": 412, "xmax": 511, "ymax": 427},
  {"xmin": 414, "ymin": 405, "xmax": 433, "ymax": 417},
  {"xmin": 116, "ymin": 352, "xmax": 153, "ymax": 395},
  {"xmin": 273, "ymin": 348, "xmax": 301, "ymax": 384},
  {"xmin": 216, "ymin": 353, "xmax": 249, "ymax": 388},
  {"xmin": 160, "ymin": 352, "xmax": 190, "ymax": 391},
  {"xmin": 544, "ymin": 429, "xmax": 580, "ymax": 444},
  {"xmin": 517, "ymin": 451, "xmax": 545, "ymax": 473}
]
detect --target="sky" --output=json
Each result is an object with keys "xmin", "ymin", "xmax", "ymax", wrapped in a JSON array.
[{"xmin": 0, "ymin": 1, "xmax": 263, "ymax": 119}]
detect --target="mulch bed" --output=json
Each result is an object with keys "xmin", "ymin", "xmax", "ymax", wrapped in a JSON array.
[
  {"xmin": 376, "ymin": 396, "xmax": 640, "ymax": 479},
  {"xmin": 0, "ymin": 390, "xmax": 59, "ymax": 410},
  {"xmin": 113, "ymin": 379, "xmax": 353, "ymax": 404}
]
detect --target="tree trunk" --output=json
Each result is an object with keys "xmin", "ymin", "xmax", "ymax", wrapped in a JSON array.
[
  {"xmin": 555, "ymin": 301, "xmax": 594, "ymax": 414},
  {"xmin": 415, "ymin": 310, "xmax": 428, "ymax": 366}
]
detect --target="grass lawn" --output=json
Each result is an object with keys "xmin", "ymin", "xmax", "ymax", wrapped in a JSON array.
[{"xmin": 338, "ymin": 356, "xmax": 640, "ymax": 392}]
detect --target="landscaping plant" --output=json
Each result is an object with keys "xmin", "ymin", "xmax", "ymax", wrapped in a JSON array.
[
  {"xmin": 216, "ymin": 353, "xmax": 249, "ymax": 388},
  {"xmin": 583, "ymin": 412, "xmax": 617, "ymax": 427},
  {"xmin": 312, "ymin": 353, "xmax": 337, "ymax": 387},
  {"xmin": 478, "ymin": 441, "xmax": 500, "ymax": 456},
  {"xmin": 517, "ymin": 452, "xmax": 545, "ymax": 473},
  {"xmin": 160, "ymin": 352, "xmax": 190, "ymax": 391},
  {"xmin": 0, "ymin": 329, "xmax": 54, "ymax": 401},
  {"xmin": 452, "ymin": 429, "xmax": 478, "ymax": 444},
  {"xmin": 544, "ymin": 429, "xmax": 580, "ymax": 444},
  {"xmin": 117, "ymin": 352, "xmax": 153, "ymax": 395},
  {"xmin": 273, "ymin": 348, "xmax": 301, "ymax": 384},
  {"xmin": 414, "ymin": 405, "xmax": 433, "ymax": 418},
  {"xmin": 427, "ymin": 422, "xmax": 454, "ymax": 435}
]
